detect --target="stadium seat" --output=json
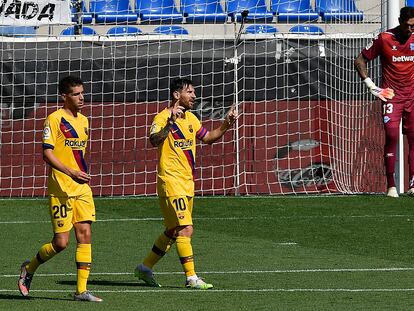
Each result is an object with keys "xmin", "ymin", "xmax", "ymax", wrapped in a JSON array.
[
  {"xmin": 407, "ymin": 0, "xmax": 414, "ymax": 6},
  {"xmin": 71, "ymin": 0, "xmax": 93, "ymax": 24},
  {"xmin": 245, "ymin": 24, "xmax": 278, "ymax": 34},
  {"xmin": 60, "ymin": 26, "xmax": 97, "ymax": 36},
  {"xmin": 0, "ymin": 26, "xmax": 37, "ymax": 37},
  {"xmin": 181, "ymin": 0, "xmax": 227, "ymax": 23},
  {"xmin": 227, "ymin": 0, "xmax": 274, "ymax": 23},
  {"xmin": 153, "ymin": 25, "xmax": 189, "ymax": 35},
  {"xmin": 289, "ymin": 25, "xmax": 324, "ymax": 34},
  {"xmin": 107, "ymin": 26, "xmax": 142, "ymax": 36},
  {"xmin": 272, "ymin": 0, "xmax": 319, "ymax": 23},
  {"xmin": 315, "ymin": 0, "xmax": 363, "ymax": 22},
  {"xmin": 136, "ymin": 0, "xmax": 183, "ymax": 23},
  {"xmin": 89, "ymin": 0, "xmax": 138, "ymax": 24}
]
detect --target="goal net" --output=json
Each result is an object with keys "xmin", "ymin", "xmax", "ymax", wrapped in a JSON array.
[{"xmin": 0, "ymin": 0, "xmax": 388, "ymax": 197}]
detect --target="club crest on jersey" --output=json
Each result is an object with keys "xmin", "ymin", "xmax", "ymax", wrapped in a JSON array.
[
  {"xmin": 410, "ymin": 43, "xmax": 414, "ymax": 50},
  {"xmin": 383, "ymin": 116, "xmax": 391, "ymax": 123},
  {"xmin": 392, "ymin": 45, "xmax": 397, "ymax": 51},
  {"xmin": 189, "ymin": 125, "xmax": 193, "ymax": 133},
  {"xmin": 43, "ymin": 126, "xmax": 51, "ymax": 139}
]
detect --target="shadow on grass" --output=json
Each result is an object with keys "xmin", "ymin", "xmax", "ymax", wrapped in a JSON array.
[
  {"xmin": 57, "ymin": 279, "xmax": 183, "ymax": 289},
  {"xmin": 58, "ymin": 280, "xmax": 146, "ymax": 287},
  {"xmin": 0, "ymin": 293, "xmax": 72, "ymax": 301}
]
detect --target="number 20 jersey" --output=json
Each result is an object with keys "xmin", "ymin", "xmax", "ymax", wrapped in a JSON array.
[{"xmin": 42, "ymin": 108, "xmax": 91, "ymax": 197}]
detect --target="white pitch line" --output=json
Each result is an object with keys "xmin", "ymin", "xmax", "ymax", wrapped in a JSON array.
[
  {"xmin": 1, "ymin": 214, "xmax": 414, "ymax": 225},
  {"xmin": 2, "ymin": 288, "xmax": 414, "ymax": 293},
  {"xmin": 3, "ymin": 267, "xmax": 414, "ymax": 278}
]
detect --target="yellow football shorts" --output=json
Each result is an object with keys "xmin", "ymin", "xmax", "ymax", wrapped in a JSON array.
[
  {"xmin": 49, "ymin": 191, "xmax": 96, "ymax": 233},
  {"xmin": 160, "ymin": 196, "xmax": 193, "ymax": 229}
]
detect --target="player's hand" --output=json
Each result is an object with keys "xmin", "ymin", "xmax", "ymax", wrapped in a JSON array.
[
  {"xmin": 369, "ymin": 86, "xmax": 395, "ymax": 102},
  {"xmin": 364, "ymin": 77, "xmax": 395, "ymax": 102},
  {"xmin": 224, "ymin": 104, "xmax": 240, "ymax": 128},
  {"xmin": 70, "ymin": 169, "xmax": 91, "ymax": 184},
  {"xmin": 168, "ymin": 102, "xmax": 185, "ymax": 123}
]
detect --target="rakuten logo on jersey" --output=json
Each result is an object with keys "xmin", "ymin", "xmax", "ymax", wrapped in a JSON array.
[
  {"xmin": 392, "ymin": 55, "xmax": 414, "ymax": 62},
  {"xmin": 174, "ymin": 139, "xmax": 193, "ymax": 149},
  {"xmin": 64, "ymin": 139, "xmax": 86, "ymax": 149}
]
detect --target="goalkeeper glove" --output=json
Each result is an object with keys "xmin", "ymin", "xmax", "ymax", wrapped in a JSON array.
[{"xmin": 363, "ymin": 78, "xmax": 395, "ymax": 102}]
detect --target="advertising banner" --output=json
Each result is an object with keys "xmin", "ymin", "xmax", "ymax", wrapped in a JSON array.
[{"xmin": 0, "ymin": 0, "xmax": 71, "ymax": 26}]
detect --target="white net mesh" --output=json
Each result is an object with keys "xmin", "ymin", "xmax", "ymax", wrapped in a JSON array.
[{"xmin": 0, "ymin": 0, "xmax": 390, "ymax": 196}]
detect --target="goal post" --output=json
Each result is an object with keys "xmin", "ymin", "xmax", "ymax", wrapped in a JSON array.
[{"xmin": 0, "ymin": 0, "xmax": 392, "ymax": 197}]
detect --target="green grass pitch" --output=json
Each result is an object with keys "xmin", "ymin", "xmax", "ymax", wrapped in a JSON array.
[{"xmin": 1, "ymin": 195, "xmax": 414, "ymax": 310}]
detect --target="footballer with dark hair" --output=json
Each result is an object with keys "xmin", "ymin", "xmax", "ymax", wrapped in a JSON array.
[
  {"xmin": 135, "ymin": 77, "xmax": 238, "ymax": 289},
  {"xmin": 355, "ymin": 6, "xmax": 414, "ymax": 197}
]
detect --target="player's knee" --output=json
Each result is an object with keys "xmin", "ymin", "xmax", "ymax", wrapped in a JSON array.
[
  {"xmin": 385, "ymin": 127, "xmax": 400, "ymax": 141},
  {"xmin": 405, "ymin": 132, "xmax": 414, "ymax": 143},
  {"xmin": 52, "ymin": 239, "xmax": 68, "ymax": 252},
  {"xmin": 176, "ymin": 225, "xmax": 193, "ymax": 237}
]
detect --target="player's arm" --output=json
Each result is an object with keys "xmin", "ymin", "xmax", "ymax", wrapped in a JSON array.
[
  {"xmin": 355, "ymin": 52, "xmax": 394, "ymax": 102},
  {"xmin": 149, "ymin": 121, "xmax": 174, "ymax": 147},
  {"xmin": 202, "ymin": 105, "xmax": 239, "ymax": 145},
  {"xmin": 149, "ymin": 104, "xmax": 185, "ymax": 147},
  {"xmin": 355, "ymin": 52, "xmax": 370, "ymax": 80},
  {"xmin": 43, "ymin": 148, "xmax": 91, "ymax": 183}
]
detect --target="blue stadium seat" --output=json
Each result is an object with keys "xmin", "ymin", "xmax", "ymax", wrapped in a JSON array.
[
  {"xmin": 407, "ymin": 0, "xmax": 414, "ymax": 6},
  {"xmin": 90, "ymin": 0, "xmax": 138, "ymax": 24},
  {"xmin": 245, "ymin": 24, "xmax": 278, "ymax": 34},
  {"xmin": 107, "ymin": 26, "xmax": 142, "ymax": 36},
  {"xmin": 289, "ymin": 24, "xmax": 324, "ymax": 34},
  {"xmin": 181, "ymin": 0, "xmax": 227, "ymax": 23},
  {"xmin": 136, "ymin": 0, "xmax": 183, "ymax": 23},
  {"xmin": 60, "ymin": 26, "xmax": 97, "ymax": 36},
  {"xmin": 153, "ymin": 25, "xmax": 189, "ymax": 35},
  {"xmin": 227, "ymin": 0, "xmax": 274, "ymax": 23},
  {"xmin": 71, "ymin": 0, "xmax": 93, "ymax": 24},
  {"xmin": 0, "ymin": 26, "xmax": 37, "ymax": 37},
  {"xmin": 272, "ymin": 0, "xmax": 319, "ymax": 23},
  {"xmin": 315, "ymin": 0, "xmax": 363, "ymax": 22}
]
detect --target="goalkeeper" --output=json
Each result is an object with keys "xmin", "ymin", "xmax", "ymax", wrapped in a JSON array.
[
  {"xmin": 355, "ymin": 6, "xmax": 414, "ymax": 198},
  {"xmin": 135, "ymin": 77, "xmax": 238, "ymax": 289}
]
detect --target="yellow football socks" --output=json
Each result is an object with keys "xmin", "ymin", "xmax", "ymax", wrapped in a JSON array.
[
  {"xmin": 26, "ymin": 242, "xmax": 57, "ymax": 274},
  {"xmin": 75, "ymin": 243, "xmax": 91, "ymax": 294},
  {"xmin": 143, "ymin": 232, "xmax": 176, "ymax": 269},
  {"xmin": 176, "ymin": 236, "xmax": 196, "ymax": 277}
]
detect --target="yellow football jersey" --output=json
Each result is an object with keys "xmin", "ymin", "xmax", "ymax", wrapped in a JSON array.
[
  {"xmin": 150, "ymin": 108, "xmax": 207, "ymax": 197},
  {"xmin": 42, "ymin": 108, "xmax": 91, "ymax": 197}
]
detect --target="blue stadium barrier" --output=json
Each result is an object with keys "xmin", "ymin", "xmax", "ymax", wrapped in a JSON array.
[
  {"xmin": 90, "ymin": 0, "xmax": 138, "ymax": 24},
  {"xmin": 136, "ymin": 0, "xmax": 183, "ymax": 23},
  {"xmin": 107, "ymin": 26, "xmax": 142, "ymax": 36},
  {"xmin": 181, "ymin": 0, "xmax": 227, "ymax": 23},
  {"xmin": 272, "ymin": 0, "xmax": 319, "ymax": 23},
  {"xmin": 316, "ymin": 0, "xmax": 363, "ymax": 22},
  {"xmin": 227, "ymin": 0, "xmax": 274, "ymax": 22}
]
